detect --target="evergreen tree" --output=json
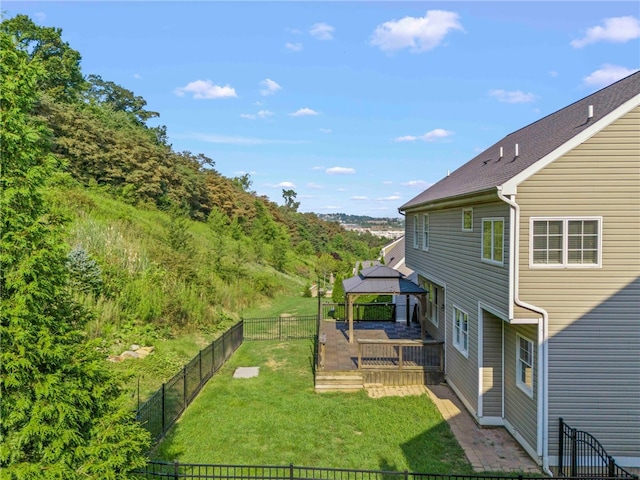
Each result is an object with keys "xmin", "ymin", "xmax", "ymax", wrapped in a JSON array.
[
  {"xmin": 331, "ymin": 274, "xmax": 345, "ymax": 303},
  {"xmin": 0, "ymin": 31, "xmax": 149, "ymax": 479}
]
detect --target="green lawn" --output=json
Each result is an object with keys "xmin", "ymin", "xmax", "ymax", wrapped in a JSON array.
[{"xmin": 154, "ymin": 340, "xmax": 473, "ymax": 474}]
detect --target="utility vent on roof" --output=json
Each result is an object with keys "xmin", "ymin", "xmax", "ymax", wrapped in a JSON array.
[
  {"xmin": 499, "ymin": 146, "xmax": 503, "ymax": 158},
  {"xmin": 588, "ymin": 105, "xmax": 594, "ymax": 119},
  {"xmin": 515, "ymin": 143, "xmax": 519, "ymax": 157}
]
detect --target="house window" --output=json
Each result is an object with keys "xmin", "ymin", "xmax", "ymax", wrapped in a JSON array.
[
  {"xmin": 482, "ymin": 218, "xmax": 504, "ymax": 265},
  {"xmin": 422, "ymin": 214, "xmax": 429, "ymax": 251},
  {"xmin": 413, "ymin": 215, "xmax": 420, "ymax": 248},
  {"xmin": 428, "ymin": 283, "xmax": 438, "ymax": 327},
  {"xmin": 462, "ymin": 208, "xmax": 473, "ymax": 231},
  {"xmin": 531, "ymin": 218, "xmax": 601, "ymax": 267},
  {"xmin": 516, "ymin": 334, "xmax": 534, "ymax": 397},
  {"xmin": 453, "ymin": 306, "xmax": 469, "ymax": 357}
]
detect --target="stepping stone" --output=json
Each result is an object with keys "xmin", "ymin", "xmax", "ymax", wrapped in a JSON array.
[{"xmin": 233, "ymin": 367, "xmax": 259, "ymax": 378}]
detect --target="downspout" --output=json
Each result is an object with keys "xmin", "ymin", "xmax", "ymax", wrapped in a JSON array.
[{"xmin": 497, "ymin": 187, "xmax": 552, "ymax": 477}]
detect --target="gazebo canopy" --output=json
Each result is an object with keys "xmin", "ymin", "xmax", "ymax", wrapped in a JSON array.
[{"xmin": 343, "ymin": 265, "xmax": 427, "ymax": 295}]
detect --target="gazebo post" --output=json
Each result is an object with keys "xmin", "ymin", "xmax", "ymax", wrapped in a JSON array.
[{"xmin": 348, "ymin": 295, "xmax": 354, "ymax": 344}]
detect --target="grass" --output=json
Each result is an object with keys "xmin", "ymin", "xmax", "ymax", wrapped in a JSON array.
[
  {"xmin": 242, "ymin": 295, "xmax": 320, "ymax": 318},
  {"xmin": 154, "ymin": 340, "xmax": 473, "ymax": 474}
]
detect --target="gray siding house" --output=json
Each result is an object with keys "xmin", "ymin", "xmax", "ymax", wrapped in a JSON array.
[{"xmin": 399, "ymin": 72, "xmax": 640, "ymax": 471}]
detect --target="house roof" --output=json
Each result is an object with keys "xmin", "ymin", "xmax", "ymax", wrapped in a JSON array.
[
  {"xmin": 400, "ymin": 71, "xmax": 640, "ymax": 211},
  {"xmin": 382, "ymin": 236, "xmax": 405, "ymax": 270},
  {"xmin": 342, "ymin": 265, "xmax": 426, "ymax": 295}
]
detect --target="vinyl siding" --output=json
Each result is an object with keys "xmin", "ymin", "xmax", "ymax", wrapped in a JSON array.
[
  {"xmin": 504, "ymin": 323, "xmax": 538, "ymax": 454},
  {"xmin": 482, "ymin": 311, "xmax": 503, "ymax": 418},
  {"xmin": 406, "ymin": 201, "xmax": 511, "ymax": 414},
  {"xmin": 516, "ymin": 106, "xmax": 640, "ymax": 460}
]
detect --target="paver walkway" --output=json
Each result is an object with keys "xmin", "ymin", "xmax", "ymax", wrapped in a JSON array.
[{"xmin": 366, "ymin": 384, "xmax": 542, "ymax": 474}]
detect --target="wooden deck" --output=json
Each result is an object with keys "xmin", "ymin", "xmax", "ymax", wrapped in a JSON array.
[{"xmin": 315, "ymin": 320, "xmax": 444, "ymax": 391}]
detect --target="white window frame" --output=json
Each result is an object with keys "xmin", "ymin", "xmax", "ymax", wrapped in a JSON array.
[
  {"xmin": 422, "ymin": 214, "xmax": 429, "ymax": 251},
  {"xmin": 462, "ymin": 208, "xmax": 473, "ymax": 232},
  {"xmin": 529, "ymin": 217, "xmax": 602, "ymax": 268},
  {"xmin": 516, "ymin": 334, "xmax": 534, "ymax": 398},
  {"xmin": 452, "ymin": 305, "xmax": 469, "ymax": 357},
  {"xmin": 428, "ymin": 283, "xmax": 438, "ymax": 327},
  {"xmin": 413, "ymin": 215, "xmax": 420, "ymax": 248},
  {"xmin": 481, "ymin": 218, "xmax": 504, "ymax": 266}
]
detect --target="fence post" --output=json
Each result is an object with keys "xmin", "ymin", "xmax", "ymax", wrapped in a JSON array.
[
  {"xmin": 404, "ymin": 469, "xmax": 408, "ymax": 480},
  {"xmin": 289, "ymin": 463, "xmax": 294, "ymax": 480},
  {"xmin": 608, "ymin": 456, "xmax": 615, "ymax": 478},
  {"xmin": 199, "ymin": 350, "xmax": 202, "ymax": 383},
  {"xmin": 558, "ymin": 418, "xmax": 564, "ymax": 476},
  {"xmin": 161, "ymin": 383, "xmax": 166, "ymax": 433},
  {"xmin": 570, "ymin": 427, "xmax": 577, "ymax": 478},
  {"xmin": 173, "ymin": 460, "xmax": 179, "ymax": 480},
  {"xmin": 279, "ymin": 315, "xmax": 282, "ymax": 340},
  {"xmin": 183, "ymin": 366, "xmax": 187, "ymax": 409}
]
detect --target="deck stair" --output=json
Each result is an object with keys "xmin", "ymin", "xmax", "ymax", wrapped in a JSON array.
[{"xmin": 314, "ymin": 371, "xmax": 363, "ymax": 392}]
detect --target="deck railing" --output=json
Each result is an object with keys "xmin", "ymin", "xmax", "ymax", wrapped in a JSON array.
[{"xmin": 357, "ymin": 339, "xmax": 444, "ymax": 370}]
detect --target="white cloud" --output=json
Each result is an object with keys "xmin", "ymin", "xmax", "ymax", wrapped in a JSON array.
[
  {"xmin": 33, "ymin": 12, "xmax": 47, "ymax": 22},
  {"xmin": 319, "ymin": 128, "xmax": 332, "ymax": 134},
  {"xmin": 370, "ymin": 10, "xmax": 463, "ymax": 53},
  {"xmin": 377, "ymin": 195, "xmax": 402, "ymax": 201},
  {"xmin": 306, "ymin": 182, "xmax": 323, "ymax": 189},
  {"xmin": 326, "ymin": 167, "xmax": 356, "ymax": 175},
  {"xmin": 278, "ymin": 181, "xmax": 296, "ymax": 188},
  {"xmin": 549, "ymin": 70, "xmax": 558, "ymax": 78},
  {"xmin": 175, "ymin": 132, "xmax": 306, "ymax": 145},
  {"xmin": 420, "ymin": 129, "xmax": 454, "ymax": 141},
  {"xmin": 260, "ymin": 78, "xmax": 282, "ymax": 96},
  {"xmin": 312, "ymin": 166, "xmax": 324, "ymax": 171},
  {"xmin": 583, "ymin": 64, "xmax": 639, "ymax": 88},
  {"xmin": 571, "ymin": 16, "xmax": 640, "ymax": 48},
  {"xmin": 352, "ymin": 196, "xmax": 369, "ymax": 201},
  {"xmin": 310, "ymin": 22, "xmax": 335, "ymax": 40},
  {"xmin": 133, "ymin": 73, "xmax": 142, "ymax": 79},
  {"xmin": 290, "ymin": 107, "xmax": 319, "ymax": 117},
  {"xmin": 285, "ymin": 42, "xmax": 303, "ymax": 52},
  {"xmin": 323, "ymin": 205, "xmax": 342, "ymax": 210},
  {"xmin": 402, "ymin": 180, "xmax": 431, "ymax": 188},
  {"xmin": 489, "ymin": 89, "xmax": 537, "ymax": 104},
  {"xmin": 394, "ymin": 129, "xmax": 453, "ymax": 143},
  {"xmin": 286, "ymin": 27, "xmax": 302, "ymax": 34},
  {"xmin": 173, "ymin": 80, "xmax": 237, "ymax": 99},
  {"xmin": 240, "ymin": 110, "xmax": 275, "ymax": 120},
  {"xmin": 394, "ymin": 135, "xmax": 418, "ymax": 142}
]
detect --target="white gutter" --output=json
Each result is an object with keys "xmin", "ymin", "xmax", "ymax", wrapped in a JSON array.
[{"xmin": 497, "ymin": 187, "xmax": 552, "ymax": 477}]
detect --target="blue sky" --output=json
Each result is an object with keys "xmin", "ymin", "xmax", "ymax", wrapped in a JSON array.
[{"xmin": 6, "ymin": 2, "xmax": 640, "ymax": 217}]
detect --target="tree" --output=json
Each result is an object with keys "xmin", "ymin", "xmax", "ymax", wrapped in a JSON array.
[
  {"xmin": 0, "ymin": 31, "xmax": 149, "ymax": 478},
  {"xmin": 85, "ymin": 74, "xmax": 159, "ymax": 125},
  {"xmin": 332, "ymin": 274, "xmax": 345, "ymax": 303},
  {"xmin": 0, "ymin": 14, "xmax": 85, "ymax": 101},
  {"xmin": 231, "ymin": 172, "xmax": 252, "ymax": 192},
  {"xmin": 282, "ymin": 189, "xmax": 300, "ymax": 212}
]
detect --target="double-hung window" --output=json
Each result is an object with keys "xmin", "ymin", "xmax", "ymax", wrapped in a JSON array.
[
  {"xmin": 482, "ymin": 218, "xmax": 504, "ymax": 266},
  {"xmin": 413, "ymin": 215, "xmax": 420, "ymax": 248},
  {"xmin": 428, "ymin": 283, "xmax": 438, "ymax": 327},
  {"xmin": 462, "ymin": 208, "xmax": 473, "ymax": 232},
  {"xmin": 516, "ymin": 334, "xmax": 534, "ymax": 397},
  {"xmin": 422, "ymin": 214, "xmax": 429, "ymax": 251},
  {"xmin": 531, "ymin": 217, "xmax": 601, "ymax": 267},
  {"xmin": 453, "ymin": 306, "xmax": 469, "ymax": 357}
]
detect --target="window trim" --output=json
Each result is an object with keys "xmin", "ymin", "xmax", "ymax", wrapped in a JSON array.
[
  {"xmin": 516, "ymin": 333, "xmax": 534, "ymax": 398},
  {"xmin": 422, "ymin": 214, "xmax": 430, "ymax": 251},
  {"xmin": 481, "ymin": 217, "xmax": 505, "ymax": 266},
  {"xmin": 462, "ymin": 208, "xmax": 473, "ymax": 232},
  {"xmin": 529, "ymin": 217, "xmax": 602, "ymax": 268},
  {"xmin": 452, "ymin": 305, "xmax": 469, "ymax": 358},
  {"xmin": 413, "ymin": 215, "xmax": 420, "ymax": 249}
]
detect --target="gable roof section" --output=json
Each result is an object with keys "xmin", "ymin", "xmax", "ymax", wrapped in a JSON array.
[
  {"xmin": 382, "ymin": 236, "xmax": 405, "ymax": 270},
  {"xmin": 400, "ymin": 71, "xmax": 640, "ymax": 211}
]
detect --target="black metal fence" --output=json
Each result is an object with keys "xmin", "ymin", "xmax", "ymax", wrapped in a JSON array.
[
  {"xmin": 558, "ymin": 417, "xmax": 638, "ymax": 479},
  {"xmin": 243, "ymin": 315, "xmax": 318, "ymax": 341},
  {"xmin": 323, "ymin": 303, "xmax": 396, "ymax": 322},
  {"xmin": 135, "ymin": 322, "xmax": 243, "ymax": 442}
]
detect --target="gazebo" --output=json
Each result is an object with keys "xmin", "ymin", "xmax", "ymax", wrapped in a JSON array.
[{"xmin": 342, "ymin": 265, "xmax": 428, "ymax": 343}]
